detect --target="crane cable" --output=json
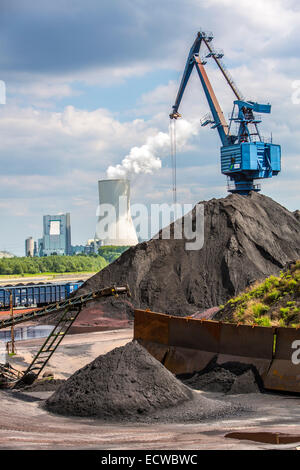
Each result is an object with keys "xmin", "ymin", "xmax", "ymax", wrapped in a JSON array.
[{"xmin": 169, "ymin": 118, "xmax": 177, "ymax": 205}]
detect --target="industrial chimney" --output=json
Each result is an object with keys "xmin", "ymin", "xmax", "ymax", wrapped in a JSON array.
[{"xmin": 96, "ymin": 179, "xmax": 138, "ymax": 246}]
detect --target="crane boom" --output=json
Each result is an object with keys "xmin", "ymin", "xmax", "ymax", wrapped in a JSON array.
[
  {"xmin": 194, "ymin": 55, "xmax": 229, "ymax": 146},
  {"xmin": 170, "ymin": 32, "xmax": 230, "ymax": 146},
  {"xmin": 170, "ymin": 33, "xmax": 202, "ymax": 119}
]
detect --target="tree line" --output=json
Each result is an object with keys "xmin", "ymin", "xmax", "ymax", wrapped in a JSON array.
[
  {"xmin": 97, "ymin": 246, "xmax": 129, "ymax": 263},
  {"xmin": 0, "ymin": 255, "xmax": 107, "ymax": 275},
  {"xmin": 0, "ymin": 246, "xmax": 130, "ymax": 275}
]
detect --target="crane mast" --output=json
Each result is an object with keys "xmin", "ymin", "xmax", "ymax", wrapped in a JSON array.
[{"xmin": 170, "ymin": 31, "xmax": 281, "ymax": 195}]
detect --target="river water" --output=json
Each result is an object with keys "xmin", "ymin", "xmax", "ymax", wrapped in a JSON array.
[{"xmin": 0, "ymin": 325, "xmax": 54, "ymax": 343}]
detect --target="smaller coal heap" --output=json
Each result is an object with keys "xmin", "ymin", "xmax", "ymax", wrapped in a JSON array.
[
  {"xmin": 46, "ymin": 341, "xmax": 192, "ymax": 419},
  {"xmin": 46, "ymin": 341, "xmax": 246, "ymax": 422},
  {"xmin": 181, "ymin": 363, "xmax": 261, "ymax": 394}
]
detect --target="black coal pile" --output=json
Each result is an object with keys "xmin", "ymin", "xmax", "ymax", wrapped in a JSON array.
[
  {"xmin": 78, "ymin": 192, "xmax": 300, "ymax": 316},
  {"xmin": 46, "ymin": 341, "xmax": 247, "ymax": 422},
  {"xmin": 294, "ymin": 210, "xmax": 300, "ymax": 222},
  {"xmin": 181, "ymin": 367, "xmax": 259, "ymax": 394}
]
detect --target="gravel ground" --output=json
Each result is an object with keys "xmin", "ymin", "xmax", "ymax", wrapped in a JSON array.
[
  {"xmin": 21, "ymin": 379, "xmax": 65, "ymax": 392},
  {"xmin": 1, "ymin": 331, "xmax": 300, "ymax": 449},
  {"xmin": 2, "ymin": 388, "xmax": 300, "ymax": 450}
]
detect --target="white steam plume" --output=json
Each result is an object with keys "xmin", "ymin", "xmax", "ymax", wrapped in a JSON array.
[{"xmin": 106, "ymin": 119, "xmax": 200, "ymax": 179}]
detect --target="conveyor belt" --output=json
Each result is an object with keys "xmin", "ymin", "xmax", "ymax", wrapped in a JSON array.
[
  {"xmin": 0, "ymin": 285, "xmax": 130, "ymax": 330},
  {"xmin": 0, "ymin": 284, "xmax": 130, "ymax": 388}
]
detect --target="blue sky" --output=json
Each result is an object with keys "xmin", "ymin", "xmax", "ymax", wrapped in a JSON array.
[{"xmin": 0, "ymin": 0, "xmax": 299, "ymax": 255}]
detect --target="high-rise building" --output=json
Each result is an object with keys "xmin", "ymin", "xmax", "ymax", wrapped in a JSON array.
[
  {"xmin": 25, "ymin": 237, "xmax": 34, "ymax": 257},
  {"xmin": 41, "ymin": 213, "xmax": 71, "ymax": 256},
  {"xmin": 38, "ymin": 238, "xmax": 44, "ymax": 257}
]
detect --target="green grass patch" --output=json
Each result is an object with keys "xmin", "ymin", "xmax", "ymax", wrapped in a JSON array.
[{"xmin": 220, "ymin": 261, "xmax": 300, "ymax": 327}]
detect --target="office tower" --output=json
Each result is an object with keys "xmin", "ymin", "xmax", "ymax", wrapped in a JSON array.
[{"xmin": 41, "ymin": 213, "xmax": 71, "ymax": 256}]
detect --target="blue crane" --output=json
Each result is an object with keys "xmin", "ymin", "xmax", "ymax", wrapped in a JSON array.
[{"xmin": 170, "ymin": 31, "xmax": 281, "ymax": 195}]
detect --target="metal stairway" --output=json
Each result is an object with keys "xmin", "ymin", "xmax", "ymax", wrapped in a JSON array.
[
  {"xmin": 15, "ymin": 305, "xmax": 83, "ymax": 387},
  {"xmin": 0, "ymin": 363, "xmax": 23, "ymax": 388},
  {"xmin": 0, "ymin": 285, "xmax": 130, "ymax": 388}
]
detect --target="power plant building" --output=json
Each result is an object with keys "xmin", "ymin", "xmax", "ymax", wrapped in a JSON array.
[
  {"xmin": 96, "ymin": 179, "xmax": 138, "ymax": 247},
  {"xmin": 40, "ymin": 213, "xmax": 72, "ymax": 256}
]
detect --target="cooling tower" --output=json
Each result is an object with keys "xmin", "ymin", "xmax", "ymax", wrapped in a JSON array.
[
  {"xmin": 96, "ymin": 179, "xmax": 138, "ymax": 246},
  {"xmin": 25, "ymin": 237, "xmax": 34, "ymax": 257}
]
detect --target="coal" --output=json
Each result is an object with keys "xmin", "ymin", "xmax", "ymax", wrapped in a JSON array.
[
  {"xmin": 230, "ymin": 370, "xmax": 259, "ymax": 394},
  {"xmin": 180, "ymin": 362, "xmax": 261, "ymax": 394},
  {"xmin": 294, "ymin": 210, "xmax": 300, "ymax": 222},
  {"xmin": 45, "ymin": 341, "xmax": 248, "ymax": 422},
  {"xmin": 77, "ymin": 192, "xmax": 300, "ymax": 317},
  {"xmin": 183, "ymin": 367, "xmax": 236, "ymax": 393}
]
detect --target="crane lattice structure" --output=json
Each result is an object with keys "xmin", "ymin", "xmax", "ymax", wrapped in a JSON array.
[{"xmin": 170, "ymin": 31, "xmax": 281, "ymax": 195}]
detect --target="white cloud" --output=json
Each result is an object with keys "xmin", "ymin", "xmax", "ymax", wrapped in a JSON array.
[
  {"xmin": 0, "ymin": 104, "xmax": 163, "ymax": 171},
  {"xmin": 1, "ymin": 0, "xmax": 300, "ymax": 255},
  {"xmin": 107, "ymin": 118, "xmax": 200, "ymax": 179},
  {"xmin": 207, "ymin": 0, "xmax": 299, "ymax": 33}
]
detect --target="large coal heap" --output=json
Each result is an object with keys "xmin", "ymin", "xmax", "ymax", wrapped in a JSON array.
[{"xmin": 79, "ymin": 192, "xmax": 300, "ymax": 316}]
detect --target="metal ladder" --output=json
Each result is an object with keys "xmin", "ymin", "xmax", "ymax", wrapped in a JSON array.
[
  {"xmin": 14, "ymin": 305, "xmax": 83, "ymax": 387},
  {"xmin": 0, "ymin": 363, "xmax": 23, "ymax": 388},
  {"xmin": 0, "ymin": 285, "xmax": 130, "ymax": 388}
]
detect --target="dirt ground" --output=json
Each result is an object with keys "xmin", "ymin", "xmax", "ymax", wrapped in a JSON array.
[{"xmin": 2, "ymin": 329, "xmax": 300, "ymax": 450}]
